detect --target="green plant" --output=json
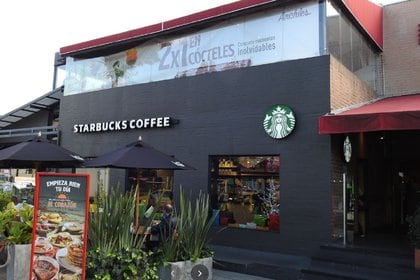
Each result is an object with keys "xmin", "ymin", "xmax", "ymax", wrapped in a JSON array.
[
  {"xmin": 88, "ymin": 184, "xmax": 145, "ymax": 253},
  {"xmin": 407, "ymin": 205, "xmax": 420, "ymax": 249},
  {"xmin": 86, "ymin": 247, "xmax": 158, "ymax": 280},
  {"xmin": 159, "ymin": 186, "xmax": 219, "ymax": 263},
  {"xmin": 0, "ymin": 191, "xmax": 12, "ymax": 210},
  {"xmin": 157, "ymin": 211, "xmax": 182, "ymax": 263},
  {"xmin": 87, "ymin": 184, "xmax": 158, "ymax": 278},
  {"xmin": 0, "ymin": 202, "xmax": 33, "ymax": 245}
]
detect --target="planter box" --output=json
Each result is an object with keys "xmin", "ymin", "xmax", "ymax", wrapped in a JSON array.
[
  {"xmin": 7, "ymin": 244, "xmax": 31, "ymax": 280},
  {"xmin": 158, "ymin": 257, "xmax": 213, "ymax": 280}
]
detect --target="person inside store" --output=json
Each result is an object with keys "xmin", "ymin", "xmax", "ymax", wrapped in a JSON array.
[
  {"xmin": 147, "ymin": 203, "xmax": 176, "ymax": 250},
  {"xmin": 144, "ymin": 194, "xmax": 157, "ymax": 219}
]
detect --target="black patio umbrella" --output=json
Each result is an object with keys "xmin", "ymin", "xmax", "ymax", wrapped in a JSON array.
[
  {"xmin": 84, "ymin": 137, "xmax": 192, "ymax": 170},
  {"xmin": 0, "ymin": 134, "xmax": 84, "ymax": 169},
  {"xmin": 84, "ymin": 136, "xmax": 193, "ymax": 227}
]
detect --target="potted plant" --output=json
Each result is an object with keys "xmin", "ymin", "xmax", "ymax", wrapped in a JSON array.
[
  {"xmin": 0, "ymin": 201, "xmax": 34, "ymax": 279},
  {"xmin": 157, "ymin": 186, "xmax": 219, "ymax": 280},
  {"xmin": 86, "ymin": 185, "xmax": 159, "ymax": 279},
  {"xmin": 406, "ymin": 205, "xmax": 420, "ymax": 270},
  {"xmin": 0, "ymin": 191, "xmax": 12, "ymax": 213}
]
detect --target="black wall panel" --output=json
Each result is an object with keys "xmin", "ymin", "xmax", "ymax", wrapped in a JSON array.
[{"xmin": 60, "ymin": 55, "xmax": 332, "ymax": 255}]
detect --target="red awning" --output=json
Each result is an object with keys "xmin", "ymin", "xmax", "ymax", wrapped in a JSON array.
[{"xmin": 319, "ymin": 94, "xmax": 420, "ymax": 134}]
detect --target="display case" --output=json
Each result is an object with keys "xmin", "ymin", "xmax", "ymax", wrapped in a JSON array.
[{"xmin": 210, "ymin": 155, "xmax": 280, "ymax": 231}]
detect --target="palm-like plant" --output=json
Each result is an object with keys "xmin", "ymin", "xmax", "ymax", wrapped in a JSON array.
[
  {"xmin": 87, "ymin": 185, "xmax": 159, "ymax": 279},
  {"xmin": 160, "ymin": 186, "xmax": 219, "ymax": 263},
  {"xmin": 88, "ymin": 184, "xmax": 144, "ymax": 253}
]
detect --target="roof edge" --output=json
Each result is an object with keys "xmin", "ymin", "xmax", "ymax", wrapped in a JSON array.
[
  {"xmin": 60, "ymin": 0, "xmax": 276, "ymax": 56},
  {"xmin": 341, "ymin": 0, "xmax": 383, "ymax": 50}
]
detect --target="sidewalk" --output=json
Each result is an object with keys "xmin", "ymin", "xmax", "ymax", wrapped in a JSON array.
[
  {"xmin": 0, "ymin": 267, "xmax": 273, "ymax": 280},
  {"xmin": 211, "ymin": 244, "xmax": 309, "ymax": 280},
  {"xmin": 0, "ymin": 247, "xmax": 281, "ymax": 280},
  {"xmin": 213, "ymin": 269, "xmax": 273, "ymax": 279}
]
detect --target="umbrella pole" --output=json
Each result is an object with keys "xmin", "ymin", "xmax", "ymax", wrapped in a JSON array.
[{"xmin": 134, "ymin": 170, "xmax": 140, "ymax": 229}]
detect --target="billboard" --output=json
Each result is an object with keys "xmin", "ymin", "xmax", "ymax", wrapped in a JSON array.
[
  {"xmin": 29, "ymin": 173, "xmax": 90, "ymax": 280},
  {"xmin": 64, "ymin": 1, "xmax": 320, "ymax": 95}
]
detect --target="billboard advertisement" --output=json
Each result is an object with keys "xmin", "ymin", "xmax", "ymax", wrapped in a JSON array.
[
  {"xmin": 29, "ymin": 173, "xmax": 90, "ymax": 280},
  {"xmin": 64, "ymin": 1, "xmax": 319, "ymax": 95}
]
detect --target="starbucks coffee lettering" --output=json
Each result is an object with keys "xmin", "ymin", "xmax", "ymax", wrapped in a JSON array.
[{"xmin": 73, "ymin": 116, "xmax": 172, "ymax": 133}]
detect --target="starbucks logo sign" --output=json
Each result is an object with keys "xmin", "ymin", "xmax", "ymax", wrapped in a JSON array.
[
  {"xmin": 343, "ymin": 136, "xmax": 352, "ymax": 163},
  {"xmin": 263, "ymin": 104, "xmax": 296, "ymax": 139}
]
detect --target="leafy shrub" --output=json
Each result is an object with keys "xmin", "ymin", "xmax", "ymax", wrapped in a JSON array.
[
  {"xmin": 0, "ymin": 202, "xmax": 33, "ymax": 245},
  {"xmin": 158, "ymin": 186, "xmax": 219, "ymax": 263},
  {"xmin": 0, "ymin": 191, "xmax": 12, "ymax": 210},
  {"xmin": 86, "ymin": 247, "xmax": 158, "ymax": 280},
  {"xmin": 88, "ymin": 184, "xmax": 144, "ymax": 252},
  {"xmin": 87, "ymin": 185, "xmax": 157, "ymax": 278}
]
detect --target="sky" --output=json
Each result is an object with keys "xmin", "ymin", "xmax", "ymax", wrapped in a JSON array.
[{"xmin": 0, "ymin": 0, "xmax": 405, "ymax": 115}]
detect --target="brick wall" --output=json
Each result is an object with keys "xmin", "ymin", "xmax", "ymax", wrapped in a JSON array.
[
  {"xmin": 383, "ymin": 0, "xmax": 420, "ymax": 96},
  {"xmin": 330, "ymin": 56, "xmax": 377, "ymax": 111},
  {"xmin": 329, "ymin": 56, "xmax": 376, "ymax": 239}
]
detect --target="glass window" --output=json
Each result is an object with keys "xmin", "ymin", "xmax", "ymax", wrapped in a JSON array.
[
  {"xmin": 209, "ymin": 155, "xmax": 280, "ymax": 232},
  {"xmin": 127, "ymin": 169, "xmax": 174, "ymax": 208},
  {"xmin": 326, "ymin": 0, "xmax": 382, "ymax": 94},
  {"xmin": 64, "ymin": 1, "xmax": 321, "ymax": 96}
]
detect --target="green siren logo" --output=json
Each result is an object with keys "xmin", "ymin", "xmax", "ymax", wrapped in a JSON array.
[{"xmin": 263, "ymin": 104, "xmax": 296, "ymax": 139}]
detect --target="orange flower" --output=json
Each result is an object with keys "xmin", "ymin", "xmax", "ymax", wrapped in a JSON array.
[{"xmin": 126, "ymin": 48, "xmax": 138, "ymax": 65}]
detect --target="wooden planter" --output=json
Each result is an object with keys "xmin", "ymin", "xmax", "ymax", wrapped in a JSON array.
[{"xmin": 158, "ymin": 257, "xmax": 213, "ymax": 280}]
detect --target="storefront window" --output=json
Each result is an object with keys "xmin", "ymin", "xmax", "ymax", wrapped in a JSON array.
[{"xmin": 209, "ymin": 155, "xmax": 280, "ymax": 231}]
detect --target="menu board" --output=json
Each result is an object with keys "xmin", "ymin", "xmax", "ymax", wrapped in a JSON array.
[{"xmin": 29, "ymin": 173, "xmax": 90, "ymax": 280}]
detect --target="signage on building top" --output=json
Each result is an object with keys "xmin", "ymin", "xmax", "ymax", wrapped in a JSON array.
[
  {"xmin": 73, "ymin": 116, "xmax": 172, "ymax": 133},
  {"xmin": 263, "ymin": 104, "xmax": 296, "ymax": 139},
  {"xmin": 64, "ymin": 1, "xmax": 319, "ymax": 96}
]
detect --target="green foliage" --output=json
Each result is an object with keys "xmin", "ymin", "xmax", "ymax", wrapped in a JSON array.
[
  {"xmin": 87, "ymin": 184, "xmax": 219, "ymax": 276},
  {"xmin": 87, "ymin": 184, "xmax": 158, "ymax": 278},
  {"xmin": 86, "ymin": 247, "xmax": 158, "ymax": 280},
  {"xmin": 178, "ymin": 187, "xmax": 219, "ymax": 261},
  {"xmin": 0, "ymin": 202, "xmax": 33, "ymax": 244},
  {"xmin": 0, "ymin": 191, "xmax": 12, "ymax": 210},
  {"xmin": 407, "ymin": 205, "xmax": 420, "ymax": 248},
  {"xmin": 159, "ymin": 186, "xmax": 219, "ymax": 263},
  {"xmin": 157, "ymin": 217, "xmax": 183, "ymax": 264},
  {"xmin": 88, "ymin": 184, "xmax": 145, "ymax": 252}
]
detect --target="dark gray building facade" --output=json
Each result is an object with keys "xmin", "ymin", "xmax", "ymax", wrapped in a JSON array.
[{"xmin": 59, "ymin": 56, "xmax": 331, "ymax": 254}]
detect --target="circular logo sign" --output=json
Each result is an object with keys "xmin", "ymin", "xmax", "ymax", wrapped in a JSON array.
[
  {"xmin": 343, "ymin": 136, "xmax": 352, "ymax": 163},
  {"xmin": 263, "ymin": 104, "xmax": 296, "ymax": 139}
]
